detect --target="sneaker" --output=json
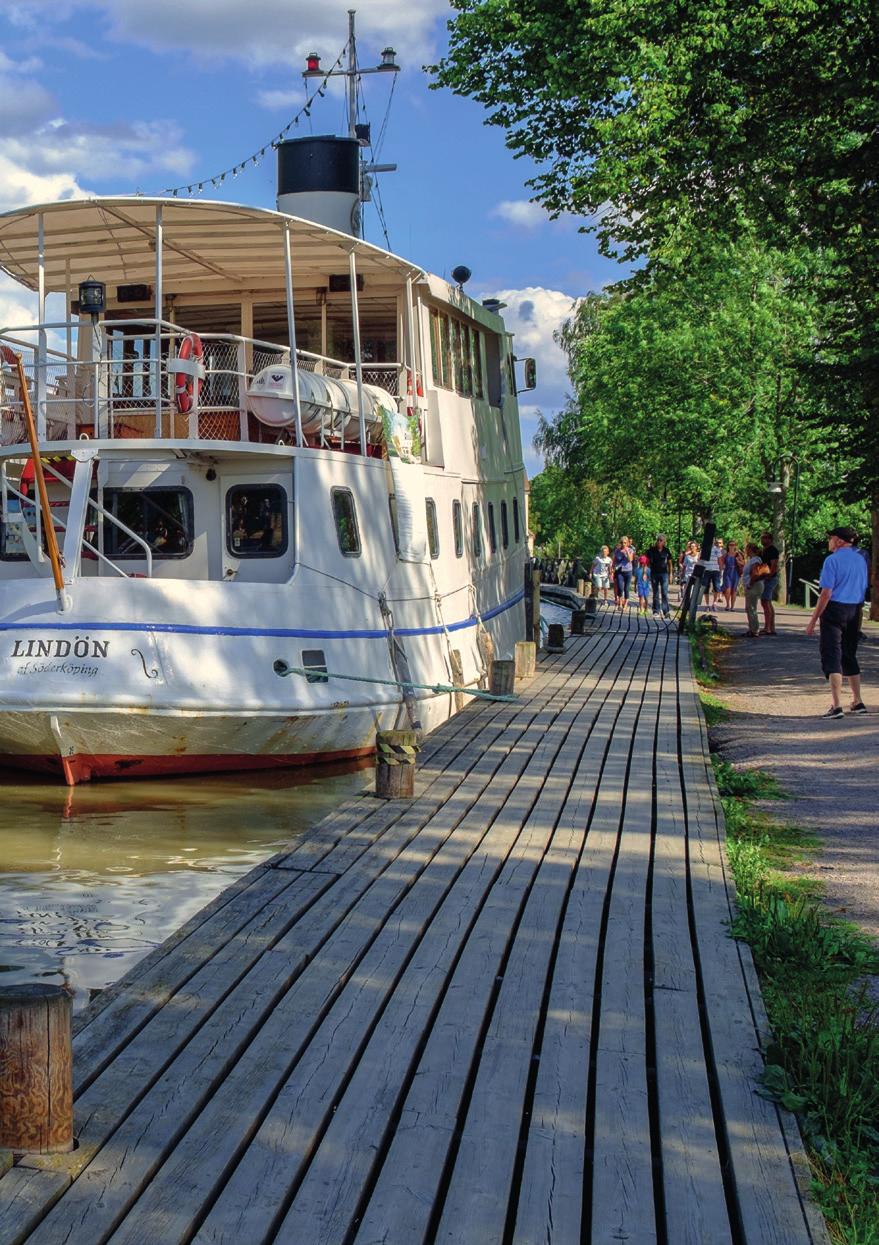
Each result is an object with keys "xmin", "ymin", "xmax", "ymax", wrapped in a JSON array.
[
  {"xmin": 848, "ymin": 702, "xmax": 868, "ymax": 715},
  {"xmin": 821, "ymin": 706, "xmax": 844, "ymax": 719},
  {"xmin": 652, "ymin": 612, "xmax": 661, "ymax": 619}
]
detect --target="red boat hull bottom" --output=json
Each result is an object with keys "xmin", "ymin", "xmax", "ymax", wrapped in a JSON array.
[{"xmin": 2, "ymin": 746, "xmax": 376, "ymax": 786}]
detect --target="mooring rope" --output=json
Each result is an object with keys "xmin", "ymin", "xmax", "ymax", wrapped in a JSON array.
[{"xmin": 272, "ymin": 660, "xmax": 517, "ymax": 702}]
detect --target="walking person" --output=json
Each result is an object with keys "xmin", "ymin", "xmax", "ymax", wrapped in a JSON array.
[
  {"xmin": 758, "ymin": 530, "xmax": 780, "ymax": 634},
  {"xmin": 612, "ymin": 536, "xmax": 635, "ymax": 610},
  {"xmin": 741, "ymin": 543, "xmax": 764, "ymax": 637},
  {"xmin": 722, "ymin": 540, "xmax": 744, "ymax": 610},
  {"xmin": 805, "ymin": 526, "xmax": 868, "ymax": 718},
  {"xmin": 635, "ymin": 555, "xmax": 651, "ymax": 616},
  {"xmin": 646, "ymin": 533, "xmax": 673, "ymax": 619},
  {"xmin": 591, "ymin": 545, "xmax": 612, "ymax": 601},
  {"xmin": 680, "ymin": 541, "xmax": 698, "ymax": 601},
  {"xmin": 702, "ymin": 537, "xmax": 722, "ymax": 610}
]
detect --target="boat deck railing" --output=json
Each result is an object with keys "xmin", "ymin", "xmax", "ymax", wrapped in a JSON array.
[{"xmin": 0, "ymin": 319, "xmax": 404, "ymax": 449}]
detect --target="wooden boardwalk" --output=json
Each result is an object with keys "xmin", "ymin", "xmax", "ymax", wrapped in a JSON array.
[{"xmin": 0, "ymin": 610, "xmax": 828, "ymax": 1245}]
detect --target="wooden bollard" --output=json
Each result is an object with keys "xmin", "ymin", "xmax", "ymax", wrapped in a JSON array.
[
  {"xmin": 576, "ymin": 578, "xmax": 586, "ymax": 597},
  {"xmin": 585, "ymin": 596, "xmax": 598, "ymax": 614},
  {"xmin": 546, "ymin": 623, "xmax": 565, "ymax": 653},
  {"xmin": 0, "ymin": 984, "xmax": 73, "ymax": 1153},
  {"xmin": 514, "ymin": 640, "xmax": 536, "ymax": 682},
  {"xmin": 375, "ymin": 729, "xmax": 420, "ymax": 799},
  {"xmin": 571, "ymin": 609, "xmax": 587, "ymax": 635},
  {"xmin": 490, "ymin": 659, "xmax": 515, "ymax": 696}
]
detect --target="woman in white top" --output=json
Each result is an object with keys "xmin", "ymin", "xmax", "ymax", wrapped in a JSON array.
[{"xmin": 591, "ymin": 545, "xmax": 612, "ymax": 600}]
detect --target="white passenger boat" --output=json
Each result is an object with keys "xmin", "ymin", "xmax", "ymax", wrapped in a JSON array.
[{"xmin": 0, "ymin": 146, "xmax": 532, "ymax": 783}]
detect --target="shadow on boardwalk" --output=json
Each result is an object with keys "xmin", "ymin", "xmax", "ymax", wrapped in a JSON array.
[{"xmin": 0, "ymin": 611, "xmax": 829, "ymax": 1245}]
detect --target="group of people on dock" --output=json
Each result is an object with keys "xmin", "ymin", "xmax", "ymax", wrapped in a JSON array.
[
  {"xmin": 590, "ymin": 526, "xmax": 870, "ymax": 718},
  {"xmin": 591, "ymin": 530, "xmax": 783, "ymax": 633}
]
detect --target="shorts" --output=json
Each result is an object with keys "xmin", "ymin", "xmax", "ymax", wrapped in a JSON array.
[
  {"xmin": 704, "ymin": 570, "xmax": 721, "ymax": 593},
  {"xmin": 819, "ymin": 600, "xmax": 862, "ymax": 677},
  {"xmin": 761, "ymin": 575, "xmax": 778, "ymax": 603},
  {"xmin": 636, "ymin": 584, "xmax": 650, "ymax": 599},
  {"xmin": 592, "ymin": 574, "xmax": 609, "ymax": 589}
]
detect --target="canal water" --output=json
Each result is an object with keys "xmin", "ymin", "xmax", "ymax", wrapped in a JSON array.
[
  {"xmin": 0, "ymin": 762, "xmax": 370, "ymax": 1011},
  {"xmin": 0, "ymin": 606, "xmax": 576, "ymax": 1014}
]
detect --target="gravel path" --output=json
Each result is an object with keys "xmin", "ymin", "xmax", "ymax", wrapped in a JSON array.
[{"xmin": 708, "ymin": 603, "xmax": 879, "ymax": 947}]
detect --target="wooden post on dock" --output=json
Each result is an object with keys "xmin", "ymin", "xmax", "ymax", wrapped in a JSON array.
[
  {"xmin": 514, "ymin": 640, "xmax": 536, "ymax": 683},
  {"xmin": 546, "ymin": 623, "xmax": 565, "ymax": 653},
  {"xmin": 0, "ymin": 984, "xmax": 73, "ymax": 1154},
  {"xmin": 375, "ymin": 729, "xmax": 419, "ymax": 799},
  {"xmin": 449, "ymin": 649, "xmax": 465, "ymax": 712},
  {"xmin": 489, "ymin": 659, "xmax": 516, "ymax": 696},
  {"xmin": 531, "ymin": 570, "xmax": 541, "ymax": 646},
  {"xmin": 571, "ymin": 610, "xmax": 587, "ymax": 635}
]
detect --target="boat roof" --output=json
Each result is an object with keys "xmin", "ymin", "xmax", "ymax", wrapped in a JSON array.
[{"xmin": 0, "ymin": 197, "xmax": 425, "ymax": 297}]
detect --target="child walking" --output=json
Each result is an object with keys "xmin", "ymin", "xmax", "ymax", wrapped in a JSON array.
[{"xmin": 635, "ymin": 555, "xmax": 651, "ymax": 616}]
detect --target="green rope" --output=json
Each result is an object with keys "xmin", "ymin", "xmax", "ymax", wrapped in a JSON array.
[{"xmin": 273, "ymin": 661, "xmax": 517, "ymax": 703}]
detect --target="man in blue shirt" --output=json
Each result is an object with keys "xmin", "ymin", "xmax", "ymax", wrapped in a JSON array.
[{"xmin": 805, "ymin": 526, "xmax": 868, "ymax": 718}]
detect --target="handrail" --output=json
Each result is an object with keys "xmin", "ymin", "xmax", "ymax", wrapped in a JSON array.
[
  {"xmin": 7, "ymin": 352, "xmax": 66, "ymax": 605},
  {"xmin": 2, "ymin": 479, "xmax": 129, "ymax": 578},
  {"xmin": 799, "ymin": 577, "xmax": 821, "ymax": 609},
  {"xmin": 42, "ymin": 460, "xmax": 153, "ymax": 576}
]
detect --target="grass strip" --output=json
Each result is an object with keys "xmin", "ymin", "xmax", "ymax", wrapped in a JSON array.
[{"xmin": 714, "ymin": 762, "xmax": 879, "ymax": 1245}]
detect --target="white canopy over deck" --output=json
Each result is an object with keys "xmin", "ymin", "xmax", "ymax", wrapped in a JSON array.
[
  {"xmin": 0, "ymin": 198, "xmax": 429, "ymax": 450},
  {"xmin": 0, "ymin": 197, "xmax": 423, "ymax": 299}
]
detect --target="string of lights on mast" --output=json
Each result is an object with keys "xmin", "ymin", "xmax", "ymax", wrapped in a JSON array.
[{"xmin": 162, "ymin": 10, "xmax": 399, "ymax": 204}]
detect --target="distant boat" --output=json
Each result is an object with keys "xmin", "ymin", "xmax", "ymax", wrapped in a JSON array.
[{"xmin": 0, "ymin": 157, "xmax": 534, "ymax": 782}]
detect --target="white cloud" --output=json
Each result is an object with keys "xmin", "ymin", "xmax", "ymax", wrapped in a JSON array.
[
  {"xmin": 256, "ymin": 88, "xmax": 305, "ymax": 111},
  {"xmin": 0, "ymin": 154, "xmax": 90, "ymax": 212},
  {"xmin": 11, "ymin": 1, "xmax": 448, "ymax": 66},
  {"xmin": 491, "ymin": 199, "xmax": 547, "ymax": 229},
  {"xmin": 480, "ymin": 286, "xmax": 580, "ymax": 391}
]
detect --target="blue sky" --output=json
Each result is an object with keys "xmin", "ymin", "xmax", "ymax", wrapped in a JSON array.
[{"xmin": 0, "ymin": 0, "xmax": 629, "ymax": 472}]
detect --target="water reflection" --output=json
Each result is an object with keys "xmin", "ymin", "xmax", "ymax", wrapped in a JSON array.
[{"xmin": 0, "ymin": 761, "xmax": 370, "ymax": 1010}]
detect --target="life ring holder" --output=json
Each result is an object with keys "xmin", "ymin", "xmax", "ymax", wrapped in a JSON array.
[{"xmin": 173, "ymin": 334, "xmax": 205, "ymax": 415}]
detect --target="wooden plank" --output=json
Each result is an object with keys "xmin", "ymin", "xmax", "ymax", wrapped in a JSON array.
[
  {"xmin": 509, "ymin": 631, "xmax": 658, "ymax": 1245},
  {"xmin": 70, "ymin": 865, "xmax": 314, "ymax": 1090},
  {"xmin": 0, "ymin": 1168, "xmax": 70, "ymax": 1245},
  {"xmin": 346, "ymin": 632, "xmax": 653, "ymax": 1245},
  {"xmin": 23, "ymin": 638, "xmax": 611, "ymax": 1245},
  {"xmin": 676, "ymin": 647, "xmax": 820, "ymax": 1244},
  {"xmin": 108, "ymin": 633, "xmax": 625, "ymax": 1245},
  {"xmin": 192, "ymin": 632, "xmax": 639, "ymax": 1245},
  {"xmin": 650, "ymin": 638, "xmax": 733, "ymax": 1245},
  {"xmin": 434, "ymin": 638, "xmax": 659, "ymax": 1243}
]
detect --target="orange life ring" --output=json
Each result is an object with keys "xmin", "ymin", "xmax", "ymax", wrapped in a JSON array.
[
  {"xmin": 405, "ymin": 369, "xmax": 423, "ymax": 417},
  {"xmin": 174, "ymin": 334, "xmax": 204, "ymax": 415}
]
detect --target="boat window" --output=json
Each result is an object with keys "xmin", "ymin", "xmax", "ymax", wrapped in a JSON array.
[
  {"xmin": 471, "ymin": 502, "xmax": 482, "ymax": 558},
  {"xmin": 388, "ymin": 494, "xmax": 399, "ymax": 554},
  {"xmin": 103, "ymin": 488, "xmax": 194, "ymax": 559},
  {"xmin": 513, "ymin": 497, "xmax": 521, "ymax": 543},
  {"xmin": 501, "ymin": 500, "xmax": 509, "ymax": 549},
  {"xmin": 332, "ymin": 488, "xmax": 361, "ymax": 557},
  {"xmin": 226, "ymin": 485, "xmax": 287, "ymax": 558},
  {"xmin": 440, "ymin": 314, "xmax": 452, "ymax": 388},
  {"xmin": 453, "ymin": 500, "xmax": 463, "ymax": 558},
  {"xmin": 488, "ymin": 502, "xmax": 497, "ymax": 554},
  {"xmin": 425, "ymin": 498, "xmax": 440, "ymax": 560},
  {"xmin": 472, "ymin": 329, "xmax": 484, "ymax": 399}
]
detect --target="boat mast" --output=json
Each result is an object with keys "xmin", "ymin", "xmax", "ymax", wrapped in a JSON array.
[{"xmin": 303, "ymin": 10, "xmax": 399, "ymax": 239}]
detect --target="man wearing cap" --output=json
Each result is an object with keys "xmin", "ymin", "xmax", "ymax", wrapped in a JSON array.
[
  {"xmin": 646, "ymin": 534, "xmax": 674, "ymax": 619},
  {"xmin": 805, "ymin": 527, "xmax": 868, "ymax": 719}
]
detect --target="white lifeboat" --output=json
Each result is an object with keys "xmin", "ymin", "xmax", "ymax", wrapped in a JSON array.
[{"xmin": 247, "ymin": 365, "xmax": 394, "ymax": 441}]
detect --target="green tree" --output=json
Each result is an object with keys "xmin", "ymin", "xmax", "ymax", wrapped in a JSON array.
[
  {"xmin": 537, "ymin": 240, "xmax": 862, "ymax": 599},
  {"xmin": 435, "ymin": 0, "xmax": 878, "ymax": 608}
]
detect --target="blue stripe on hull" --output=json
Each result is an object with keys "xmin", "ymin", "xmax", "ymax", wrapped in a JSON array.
[{"xmin": 0, "ymin": 589, "xmax": 525, "ymax": 641}]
